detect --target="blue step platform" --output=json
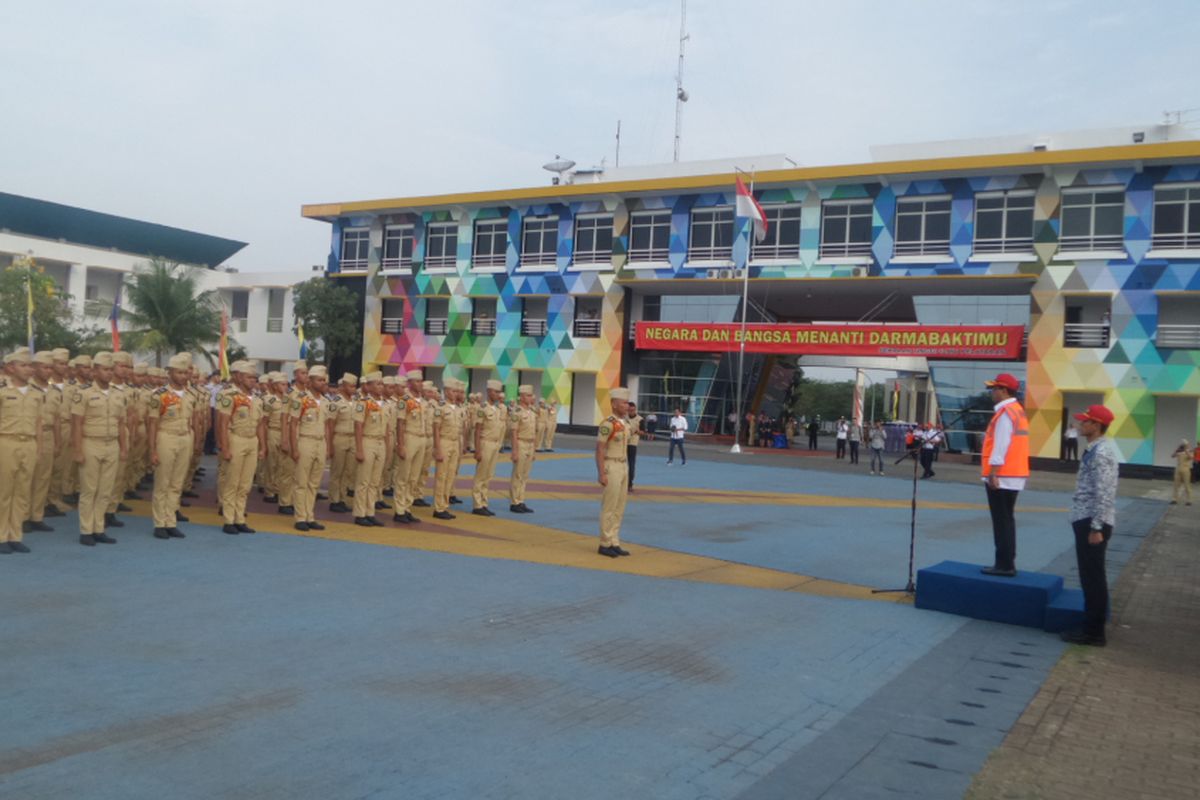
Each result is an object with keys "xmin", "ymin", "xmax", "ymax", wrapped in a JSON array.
[{"xmin": 915, "ymin": 560, "xmax": 1085, "ymax": 632}]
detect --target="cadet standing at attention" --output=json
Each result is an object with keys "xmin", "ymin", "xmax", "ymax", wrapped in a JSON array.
[
  {"xmin": 596, "ymin": 387, "xmax": 632, "ymax": 558},
  {"xmin": 261, "ymin": 372, "xmax": 289, "ymax": 504},
  {"xmin": 105, "ymin": 351, "xmax": 136, "ymax": 523},
  {"xmin": 277, "ymin": 361, "xmax": 309, "ymax": 515},
  {"xmin": 328, "ymin": 373, "xmax": 359, "ymax": 513},
  {"xmin": 147, "ymin": 353, "xmax": 197, "ymax": 540},
  {"xmin": 380, "ymin": 376, "xmax": 399, "ymax": 500},
  {"xmin": 27, "ymin": 351, "xmax": 60, "ymax": 533},
  {"xmin": 352, "ymin": 371, "xmax": 387, "ymax": 526},
  {"xmin": 471, "ymin": 379, "xmax": 506, "ymax": 517},
  {"xmin": 391, "ymin": 369, "xmax": 425, "ymax": 524},
  {"xmin": 72, "ymin": 352, "xmax": 126, "ymax": 546},
  {"xmin": 412, "ymin": 380, "xmax": 438, "ymax": 507},
  {"xmin": 545, "ymin": 400, "xmax": 559, "ymax": 451},
  {"xmin": 290, "ymin": 364, "xmax": 331, "ymax": 531},
  {"xmin": 48, "ymin": 348, "xmax": 73, "ymax": 516},
  {"xmin": 432, "ymin": 378, "xmax": 466, "ymax": 520},
  {"xmin": 0, "ymin": 350, "xmax": 42, "ymax": 554},
  {"xmin": 217, "ymin": 361, "xmax": 266, "ymax": 534},
  {"xmin": 508, "ymin": 384, "xmax": 538, "ymax": 513}
]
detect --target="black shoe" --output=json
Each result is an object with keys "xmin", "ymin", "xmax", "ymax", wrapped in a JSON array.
[
  {"xmin": 612, "ymin": 546, "xmax": 631, "ymax": 556},
  {"xmin": 167, "ymin": 528, "xmax": 186, "ymax": 538},
  {"xmin": 382, "ymin": 488, "xmax": 394, "ymax": 497},
  {"xmin": 403, "ymin": 512, "xmax": 417, "ymax": 524},
  {"xmin": 598, "ymin": 546, "xmax": 619, "ymax": 558},
  {"xmin": 365, "ymin": 517, "xmax": 382, "ymax": 527},
  {"xmin": 355, "ymin": 517, "xmax": 373, "ymax": 527},
  {"xmin": 104, "ymin": 514, "xmax": 125, "ymax": 528},
  {"xmin": 278, "ymin": 505, "xmax": 294, "ymax": 515},
  {"xmin": 308, "ymin": 521, "xmax": 326, "ymax": 531},
  {"xmin": 117, "ymin": 503, "xmax": 133, "ymax": 512},
  {"xmin": 9, "ymin": 542, "xmax": 30, "ymax": 554},
  {"xmin": 517, "ymin": 504, "xmax": 533, "ymax": 514},
  {"xmin": 124, "ymin": 491, "xmax": 143, "ymax": 500},
  {"xmin": 176, "ymin": 512, "xmax": 189, "ymax": 523},
  {"xmin": 412, "ymin": 498, "xmax": 430, "ymax": 507},
  {"xmin": 235, "ymin": 524, "xmax": 255, "ymax": 534},
  {"xmin": 263, "ymin": 496, "xmax": 278, "ymax": 504},
  {"xmin": 63, "ymin": 493, "xmax": 80, "ymax": 505},
  {"xmin": 29, "ymin": 521, "xmax": 53, "ymax": 532},
  {"xmin": 317, "ymin": 492, "xmax": 328, "ymax": 501},
  {"xmin": 1060, "ymin": 631, "xmax": 1106, "ymax": 647},
  {"xmin": 294, "ymin": 522, "xmax": 310, "ymax": 532},
  {"xmin": 432, "ymin": 511, "xmax": 456, "ymax": 520},
  {"xmin": 510, "ymin": 504, "xmax": 523, "ymax": 513},
  {"xmin": 223, "ymin": 524, "xmax": 240, "ymax": 535},
  {"xmin": 153, "ymin": 528, "xmax": 170, "ymax": 540},
  {"xmin": 484, "ymin": 508, "xmax": 496, "ymax": 517},
  {"xmin": 981, "ymin": 566, "xmax": 1017, "ymax": 578},
  {"xmin": 79, "ymin": 534, "xmax": 96, "ymax": 547},
  {"xmin": 0, "ymin": 543, "xmax": 11, "ymax": 555},
  {"xmin": 375, "ymin": 501, "xmax": 389, "ymax": 510},
  {"xmin": 44, "ymin": 505, "xmax": 64, "ymax": 517},
  {"xmin": 329, "ymin": 502, "xmax": 351, "ymax": 513},
  {"xmin": 393, "ymin": 513, "xmax": 410, "ymax": 524},
  {"xmin": 472, "ymin": 508, "xmax": 490, "ymax": 516},
  {"xmin": 449, "ymin": 496, "xmax": 462, "ymax": 505},
  {"xmin": 94, "ymin": 533, "xmax": 117, "ymax": 544},
  {"xmin": 182, "ymin": 490, "xmax": 199, "ymax": 498}
]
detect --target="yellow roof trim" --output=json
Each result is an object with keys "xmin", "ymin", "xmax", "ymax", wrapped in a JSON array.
[{"xmin": 301, "ymin": 140, "xmax": 1200, "ymax": 220}]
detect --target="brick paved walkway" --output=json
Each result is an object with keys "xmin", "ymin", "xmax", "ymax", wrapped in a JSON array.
[{"xmin": 967, "ymin": 504, "xmax": 1200, "ymax": 800}]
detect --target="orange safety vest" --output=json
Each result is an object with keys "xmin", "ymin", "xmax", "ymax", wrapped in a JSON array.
[{"xmin": 981, "ymin": 401, "xmax": 1030, "ymax": 477}]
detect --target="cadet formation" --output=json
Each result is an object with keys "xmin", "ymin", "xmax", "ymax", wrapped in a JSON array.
[{"xmin": 0, "ymin": 349, "xmax": 639, "ymax": 559}]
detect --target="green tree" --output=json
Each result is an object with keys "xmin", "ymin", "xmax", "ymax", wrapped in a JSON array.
[
  {"xmin": 0, "ymin": 259, "xmax": 89, "ymax": 352},
  {"xmin": 112, "ymin": 258, "xmax": 224, "ymax": 367},
  {"xmin": 291, "ymin": 277, "xmax": 360, "ymax": 365}
]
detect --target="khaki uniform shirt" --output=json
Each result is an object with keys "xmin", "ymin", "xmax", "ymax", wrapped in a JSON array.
[
  {"xmin": 477, "ymin": 401, "xmax": 508, "ymax": 443},
  {"xmin": 263, "ymin": 392, "xmax": 286, "ymax": 432},
  {"xmin": 598, "ymin": 414, "xmax": 630, "ymax": 459},
  {"xmin": 34, "ymin": 383, "xmax": 60, "ymax": 440},
  {"xmin": 72, "ymin": 384, "xmax": 126, "ymax": 440},
  {"xmin": 512, "ymin": 405, "xmax": 537, "ymax": 442},
  {"xmin": 0, "ymin": 384, "xmax": 42, "ymax": 438},
  {"xmin": 290, "ymin": 390, "xmax": 329, "ymax": 438},
  {"xmin": 434, "ymin": 401, "xmax": 464, "ymax": 449},
  {"xmin": 354, "ymin": 396, "xmax": 387, "ymax": 439},
  {"xmin": 330, "ymin": 393, "xmax": 358, "ymax": 437},
  {"xmin": 149, "ymin": 387, "xmax": 195, "ymax": 435},
  {"xmin": 398, "ymin": 393, "xmax": 424, "ymax": 440},
  {"xmin": 219, "ymin": 389, "xmax": 262, "ymax": 438}
]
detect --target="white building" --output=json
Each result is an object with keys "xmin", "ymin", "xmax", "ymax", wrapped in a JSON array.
[{"xmin": 0, "ymin": 192, "xmax": 315, "ymax": 373}]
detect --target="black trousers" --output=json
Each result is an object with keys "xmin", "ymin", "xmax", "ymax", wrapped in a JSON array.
[
  {"xmin": 986, "ymin": 486, "xmax": 1020, "ymax": 571},
  {"xmin": 808, "ymin": 432, "xmax": 818, "ymax": 449},
  {"xmin": 920, "ymin": 448, "xmax": 935, "ymax": 477},
  {"xmin": 1072, "ymin": 518, "xmax": 1112, "ymax": 638},
  {"xmin": 627, "ymin": 444, "xmax": 638, "ymax": 487},
  {"xmin": 836, "ymin": 439, "xmax": 846, "ymax": 458},
  {"xmin": 1064, "ymin": 439, "xmax": 1078, "ymax": 460},
  {"xmin": 848, "ymin": 441, "xmax": 859, "ymax": 464},
  {"xmin": 667, "ymin": 439, "xmax": 686, "ymax": 464}
]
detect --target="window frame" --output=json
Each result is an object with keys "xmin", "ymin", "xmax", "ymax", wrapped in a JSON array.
[
  {"xmin": 819, "ymin": 199, "xmax": 874, "ymax": 259},
  {"xmin": 339, "ymin": 227, "xmax": 370, "ymax": 271},
  {"xmin": 687, "ymin": 206, "xmax": 734, "ymax": 262},
  {"xmin": 519, "ymin": 216, "xmax": 559, "ymax": 269},
  {"xmin": 1058, "ymin": 187, "xmax": 1125, "ymax": 253},
  {"xmin": 627, "ymin": 210, "xmax": 673, "ymax": 264},
  {"xmin": 423, "ymin": 297, "xmax": 449, "ymax": 336},
  {"xmin": 571, "ymin": 213, "xmax": 615, "ymax": 268},
  {"xmin": 751, "ymin": 203, "xmax": 803, "ymax": 261},
  {"xmin": 380, "ymin": 298, "xmax": 405, "ymax": 335},
  {"xmin": 381, "ymin": 225, "xmax": 414, "ymax": 271},
  {"xmin": 472, "ymin": 218, "xmax": 509, "ymax": 270},
  {"xmin": 893, "ymin": 195, "xmax": 952, "ymax": 258},
  {"xmin": 1151, "ymin": 182, "xmax": 1200, "ymax": 251},
  {"xmin": 423, "ymin": 221, "xmax": 459, "ymax": 271},
  {"xmin": 972, "ymin": 190, "xmax": 1035, "ymax": 255}
]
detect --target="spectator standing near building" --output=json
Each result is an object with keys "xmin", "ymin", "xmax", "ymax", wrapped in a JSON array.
[
  {"xmin": 920, "ymin": 422, "xmax": 943, "ymax": 479},
  {"xmin": 667, "ymin": 408, "xmax": 687, "ymax": 465},
  {"xmin": 1171, "ymin": 439, "xmax": 1193, "ymax": 505},
  {"xmin": 980, "ymin": 373, "xmax": 1030, "ymax": 578},
  {"xmin": 644, "ymin": 411, "xmax": 657, "ymax": 440},
  {"xmin": 596, "ymin": 388, "xmax": 632, "ymax": 559},
  {"xmin": 626, "ymin": 402, "xmax": 643, "ymax": 491},
  {"xmin": 835, "ymin": 417, "xmax": 849, "ymax": 459},
  {"xmin": 1062, "ymin": 404, "xmax": 1119, "ymax": 647},
  {"xmin": 848, "ymin": 419, "xmax": 861, "ymax": 464},
  {"xmin": 807, "ymin": 418, "xmax": 819, "ymax": 450},
  {"xmin": 868, "ymin": 421, "xmax": 886, "ymax": 475},
  {"xmin": 1063, "ymin": 422, "xmax": 1079, "ymax": 461}
]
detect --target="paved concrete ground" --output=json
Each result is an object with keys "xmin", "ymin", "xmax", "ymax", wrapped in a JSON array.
[{"xmin": 0, "ymin": 439, "xmax": 1185, "ymax": 799}]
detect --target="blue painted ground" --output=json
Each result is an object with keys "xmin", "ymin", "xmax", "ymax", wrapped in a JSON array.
[{"xmin": 0, "ymin": 451, "xmax": 1160, "ymax": 800}]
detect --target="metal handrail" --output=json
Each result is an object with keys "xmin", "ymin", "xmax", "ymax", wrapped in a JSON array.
[
  {"xmin": 627, "ymin": 247, "xmax": 670, "ymax": 263},
  {"xmin": 381, "ymin": 318, "xmax": 404, "ymax": 334},
  {"xmin": 339, "ymin": 259, "xmax": 368, "ymax": 272},
  {"xmin": 266, "ymin": 318, "xmax": 283, "ymax": 333},
  {"xmin": 752, "ymin": 243, "xmax": 801, "ymax": 260},
  {"xmin": 1064, "ymin": 323, "xmax": 1110, "ymax": 348},
  {"xmin": 973, "ymin": 237, "xmax": 1034, "ymax": 254},
  {"xmin": 894, "ymin": 239, "xmax": 950, "ymax": 257},
  {"xmin": 1150, "ymin": 233, "xmax": 1200, "ymax": 250},
  {"xmin": 424, "ymin": 318, "xmax": 448, "ymax": 335},
  {"xmin": 521, "ymin": 319, "xmax": 548, "ymax": 336},
  {"xmin": 471, "ymin": 319, "xmax": 497, "ymax": 336},
  {"xmin": 574, "ymin": 319, "xmax": 601, "ymax": 338},
  {"xmin": 1058, "ymin": 234, "xmax": 1124, "ymax": 252},
  {"xmin": 819, "ymin": 241, "xmax": 873, "ymax": 258},
  {"xmin": 1156, "ymin": 324, "xmax": 1200, "ymax": 349}
]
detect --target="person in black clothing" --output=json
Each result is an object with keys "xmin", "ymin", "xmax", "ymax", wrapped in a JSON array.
[{"xmin": 807, "ymin": 420, "xmax": 819, "ymax": 450}]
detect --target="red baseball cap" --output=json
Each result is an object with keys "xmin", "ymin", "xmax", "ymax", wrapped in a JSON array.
[
  {"xmin": 1074, "ymin": 404, "xmax": 1114, "ymax": 425},
  {"xmin": 985, "ymin": 373, "xmax": 1020, "ymax": 391}
]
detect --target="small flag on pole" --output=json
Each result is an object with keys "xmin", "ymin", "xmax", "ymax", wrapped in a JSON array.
[
  {"xmin": 297, "ymin": 321, "xmax": 308, "ymax": 359},
  {"xmin": 109, "ymin": 279, "xmax": 123, "ymax": 352},
  {"xmin": 892, "ymin": 381, "xmax": 900, "ymax": 419},
  {"xmin": 735, "ymin": 176, "xmax": 769, "ymax": 243},
  {"xmin": 26, "ymin": 270, "xmax": 35, "ymax": 352},
  {"xmin": 219, "ymin": 307, "xmax": 230, "ymax": 380}
]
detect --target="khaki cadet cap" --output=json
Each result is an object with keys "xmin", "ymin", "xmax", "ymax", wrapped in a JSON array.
[
  {"xmin": 518, "ymin": 384, "xmax": 533, "ymax": 395},
  {"xmin": 52, "ymin": 348, "xmax": 70, "ymax": 362},
  {"xmin": 309, "ymin": 365, "xmax": 328, "ymax": 379},
  {"xmin": 113, "ymin": 351, "xmax": 134, "ymax": 366},
  {"xmin": 443, "ymin": 378, "xmax": 461, "ymax": 391},
  {"xmin": 421, "ymin": 380, "xmax": 435, "ymax": 390},
  {"xmin": 12, "ymin": 346, "xmax": 30, "ymax": 358},
  {"xmin": 610, "ymin": 387, "xmax": 631, "ymax": 401},
  {"xmin": 73, "ymin": 355, "xmax": 93, "ymax": 367},
  {"xmin": 292, "ymin": 360, "xmax": 309, "ymax": 373},
  {"xmin": 244, "ymin": 361, "xmax": 260, "ymax": 376},
  {"xmin": 133, "ymin": 364, "xmax": 148, "ymax": 375},
  {"xmin": 230, "ymin": 360, "xmax": 249, "ymax": 374},
  {"xmin": 486, "ymin": 379, "xmax": 503, "ymax": 391},
  {"xmin": 363, "ymin": 371, "xmax": 383, "ymax": 383},
  {"xmin": 93, "ymin": 352, "xmax": 115, "ymax": 368},
  {"xmin": 33, "ymin": 351, "xmax": 55, "ymax": 365},
  {"xmin": 381, "ymin": 376, "xmax": 396, "ymax": 386},
  {"xmin": 167, "ymin": 353, "xmax": 191, "ymax": 370},
  {"xmin": 5, "ymin": 350, "xmax": 32, "ymax": 364},
  {"xmin": 148, "ymin": 367, "xmax": 167, "ymax": 378},
  {"xmin": 341, "ymin": 373, "xmax": 358, "ymax": 385},
  {"xmin": 405, "ymin": 369, "xmax": 423, "ymax": 381}
]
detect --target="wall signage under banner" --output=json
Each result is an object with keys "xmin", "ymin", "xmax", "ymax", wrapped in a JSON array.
[{"xmin": 634, "ymin": 322, "xmax": 1025, "ymax": 359}]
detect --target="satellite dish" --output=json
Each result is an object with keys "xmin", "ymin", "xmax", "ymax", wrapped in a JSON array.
[
  {"xmin": 542, "ymin": 155, "xmax": 576, "ymax": 174},
  {"xmin": 677, "ymin": 88, "xmax": 689, "ymax": 102}
]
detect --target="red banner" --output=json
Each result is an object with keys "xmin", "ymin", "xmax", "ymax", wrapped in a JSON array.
[{"xmin": 635, "ymin": 322, "xmax": 1024, "ymax": 359}]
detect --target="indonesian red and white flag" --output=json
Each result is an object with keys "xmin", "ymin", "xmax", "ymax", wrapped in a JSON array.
[{"xmin": 735, "ymin": 176, "xmax": 768, "ymax": 243}]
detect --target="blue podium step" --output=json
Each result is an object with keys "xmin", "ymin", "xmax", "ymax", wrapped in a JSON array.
[{"xmin": 915, "ymin": 560, "xmax": 1065, "ymax": 630}]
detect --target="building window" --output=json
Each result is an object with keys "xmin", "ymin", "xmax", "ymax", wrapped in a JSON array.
[
  {"xmin": 1064, "ymin": 296, "xmax": 1112, "ymax": 348},
  {"xmin": 520, "ymin": 216, "xmax": 559, "ymax": 267},
  {"xmin": 340, "ymin": 228, "xmax": 370, "ymax": 271},
  {"xmin": 521, "ymin": 297, "xmax": 549, "ymax": 337},
  {"xmin": 382, "ymin": 225, "xmax": 414, "ymax": 270},
  {"xmin": 974, "ymin": 191, "xmax": 1035, "ymax": 254},
  {"xmin": 573, "ymin": 214, "xmax": 613, "ymax": 265},
  {"xmin": 628, "ymin": 210, "xmax": 672, "ymax": 263},
  {"xmin": 229, "ymin": 290, "xmax": 249, "ymax": 320},
  {"xmin": 424, "ymin": 298, "xmax": 448, "ymax": 336},
  {"xmin": 85, "ymin": 284, "xmax": 99, "ymax": 301},
  {"xmin": 894, "ymin": 196, "xmax": 951, "ymax": 257},
  {"xmin": 473, "ymin": 218, "xmax": 508, "ymax": 269},
  {"xmin": 1059, "ymin": 188, "xmax": 1124, "ymax": 252},
  {"xmin": 752, "ymin": 204, "xmax": 802, "ymax": 260},
  {"xmin": 1156, "ymin": 295, "xmax": 1200, "ymax": 349},
  {"xmin": 688, "ymin": 207, "xmax": 734, "ymax": 261},
  {"xmin": 819, "ymin": 199, "xmax": 873, "ymax": 258},
  {"xmin": 573, "ymin": 297, "xmax": 602, "ymax": 338},
  {"xmin": 381, "ymin": 299, "xmax": 404, "ymax": 334},
  {"xmin": 471, "ymin": 297, "xmax": 497, "ymax": 335},
  {"xmin": 424, "ymin": 222, "xmax": 458, "ymax": 270},
  {"xmin": 1152, "ymin": 184, "xmax": 1200, "ymax": 250}
]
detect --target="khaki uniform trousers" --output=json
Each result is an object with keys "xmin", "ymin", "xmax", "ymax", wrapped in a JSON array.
[
  {"xmin": 106, "ymin": 450, "xmax": 128, "ymax": 514},
  {"xmin": 30, "ymin": 428, "xmax": 57, "ymax": 523},
  {"xmin": 394, "ymin": 433, "xmax": 426, "ymax": 514},
  {"xmin": 472, "ymin": 439, "xmax": 502, "ymax": 509},
  {"xmin": 546, "ymin": 417, "xmax": 557, "ymax": 450},
  {"xmin": 79, "ymin": 438, "xmax": 120, "ymax": 535},
  {"xmin": 54, "ymin": 421, "xmax": 75, "ymax": 501},
  {"xmin": 153, "ymin": 430, "xmax": 193, "ymax": 529},
  {"xmin": 293, "ymin": 436, "xmax": 326, "ymax": 523},
  {"xmin": 600, "ymin": 458, "xmax": 629, "ymax": 548},
  {"xmin": 353, "ymin": 437, "xmax": 386, "ymax": 518},
  {"xmin": 1173, "ymin": 466, "xmax": 1193, "ymax": 503},
  {"xmin": 276, "ymin": 431, "xmax": 296, "ymax": 507},
  {"xmin": 329, "ymin": 434, "xmax": 357, "ymax": 504},
  {"xmin": 265, "ymin": 429, "xmax": 283, "ymax": 498},
  {"xmin": 434, "ymin": 446, "xmax": 463, "ymax": 513},
  {"xmin": 509, "ymin": 441, "xmax": 535, "ymax": 504},
  {"xmin": 221, "ymin": 434, "xmax": 259, "ymax": 525},
  {"xmin": 416, "ymin": 440, "xmax": 434, "ymax": 501},
  {"xmin": 0, "ymin": 436, "xmax": 38, "ymax": 543}
]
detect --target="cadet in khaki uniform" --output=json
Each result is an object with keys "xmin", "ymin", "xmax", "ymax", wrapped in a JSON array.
[
  {"xmin": 72, "ymin": 351, "xmax": 126, "ymax": 546},
  {"xmin": 328, "ymin": 373, "xmax": 359, "ymax": 513},
  {"xmin": 217, "ymin": 361, "xmax": 267, "ymax": 534},
  {"xmin": 148, "ymin": 353, "xmax": 197, "ymax": 540},
  {"xmin": 596, "ymin": 387, "xmax": 633, "ymax": 558},
  {"xmin": 27, "ymin": 351, "xmax": 61, "ymax": 533},
  {"xmin": 471, "ymin": 379, "xmax": 507, "ymax": 516},
  {"xmin": 277, "ymin": 361, "xmax": 309, "ymax": 515},
  {"xmin": 61, "ymin": 354, "xmax": 93, "ymax": 503},
  {"xmin": 48, "ymin": 348, "xmax": 72, "ymax": 514},
  {"xmin": 392, "ymin": 369, "xmax": 425, "ymax": 523},
  {"xmin": 105, "ymin": 350, "xmax": 135, "ymax": 518},
  {"xmin": 352, "ymin": 372, "xmax": 387, "ymax": 526},
  {"xmin": 432, "ymin": 378, "xmax": 467, "ymax": 519},
  {"xmin": 0, "ymin": 351, "xmax": 42, "ymax": 554},
  {"xmin": 545, "ymin": 401, "xmax": 559, "ymax": 451},
  {"xmin": 413, "ymin": 380, "xmax": 438, "ymax": 507},
  {"xmin": 508, "ymin": 384, "xmax": 538, "ymax": 513},
  {"xmin": 262, "ymin": 372, "xmax": 289, "ymax": 504},
  {"xmin": 380, "ymin": 376, "xmax": 399, "ymax": 498},
  {"xmin": 290, "ymin": 364, "xmax": 331, "ymax": 531}
]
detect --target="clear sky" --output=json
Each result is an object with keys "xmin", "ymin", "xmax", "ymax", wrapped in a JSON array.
[{"xmin": 4, "ymin": 0, "xmax": 1198, "ymax": 272}]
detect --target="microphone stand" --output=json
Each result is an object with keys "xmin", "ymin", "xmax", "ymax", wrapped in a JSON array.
[{"xmin": 872, "ymin": 446, "xmax": 921, "ymax": 596}]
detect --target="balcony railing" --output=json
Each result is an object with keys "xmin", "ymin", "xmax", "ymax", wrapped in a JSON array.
[
  {"xmin": 1151, "ymin": 232, "xmax": 1200, "ymax": 250},
  {"xmin": 1156, "ymin": 324, "xmax": 1200, "ymax": 349},
  {"xmin": 521, "ymin": 318, "xmax": 548, "ymax": 337},
  {"xmin": 233, "ymin": 318, "xmax": 248, "ymax": 333},
  {"xmin": 381, "ymin": 257, "xmax": 413, "ymax": 271},
  {"xmin": 893, "ymin": 239, "xmax": 950, "ymax": 257},
  {"xmin": 751, "ymin": 243, "xmax": 801, "ymax": 260},
  {"xmin": 472, "ymin": 252, "xmax": 506, "ymax": 269},
  {"xmin": 573, "ymin": 318, "xmax": 601, "ymax": 338},
  {"xmin": 471, "ymin": 318, "xmax": 497, "ymax": 336},
  {"xmin": 424, "ymin": 254, "xmax": 456, "ymax": 270},
  {"xmin": 381, "ymin": 318, "xmax": 404, "ymax": 335},
  {"xmin": 1058, "ymin": 234, "xmax": 1124, "ymax": 253},
  {"xmin": 973, "ymin": 238, "xmax": 1034, "ymax": 255},
  {"xmin": 266, "ymin": 317, "xmax": 283, "ymax": 333},
  {"xmin": 687, "ymin": 245, "xmax": 733, "ymax": 262},
  {"xmin": 627, "ymin": 246, "xmax": 670, "ymax": 263},
  {"xmin": 424, "ymin": 318, "xmax": 448, "ymax": 336},
  {"xmin": 1064, "ymin": 323, "xmax": 1110, "ymax": 348},
  {"xmin": 819, "ymin": 240, "xmax": 873, "ymax": 259},
  {"xmin": 339, "ymin": 259, "xmax": 369, "ymax": 272}
]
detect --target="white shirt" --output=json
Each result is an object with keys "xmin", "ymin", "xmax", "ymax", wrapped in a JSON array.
[
  {"xmin": 669, "ymin": 415, "xmax": 688, "ymax": 440},
  {"xmin": 836, "ymin": 422, "xmax": 848, "ymax": 440},
  {"xmin": 1065, "ymin": 427, "xmax": 1078, "ymax": 440},
  {"xmin": 983, "ymin": 397, "xmax": 1026, "ymax": 491},
  {"xmin": 922, "ymin": 429, "xmax": 943, "ymax": 449}
]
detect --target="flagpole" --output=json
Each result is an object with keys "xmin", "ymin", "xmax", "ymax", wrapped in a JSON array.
[{"xmin": 731, "ymin": 168, "xmax": 754, "ymax": 455}]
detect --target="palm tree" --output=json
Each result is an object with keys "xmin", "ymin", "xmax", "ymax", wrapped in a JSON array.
[{"xmin": 117, "ymin": 258, "xmax": 224, "ymax": 367}]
